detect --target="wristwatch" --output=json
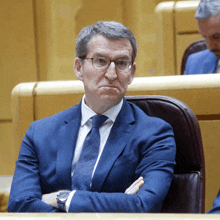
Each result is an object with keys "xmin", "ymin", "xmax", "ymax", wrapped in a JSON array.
[{"xmin": 56, "ymin": 190, "xmax": 71, "ymax": 211}]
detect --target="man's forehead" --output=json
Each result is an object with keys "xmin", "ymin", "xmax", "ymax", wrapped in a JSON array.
[
  {"xmin": 87, "ymin": 34, "xmax": 132, "ymax": 57},
  {"xmin": 88, "ymin": 34, "xmax": 131, "ymax": 46},
  {"xmin": 198, "ymin": 15, "xmax": 220, "ymax": 36}
]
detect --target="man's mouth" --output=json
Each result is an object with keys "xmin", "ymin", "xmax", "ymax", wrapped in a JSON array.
[
  {"xmin": 101, "ymin": 85, "xmax": 117, "ymax": 88},
  {"xmin": 100, "ymin": 85, "xmax": 119, "ymax": 92},
  {"xmin": 211, "ymin": 49, "xmax": 220, "ymax": 54}
]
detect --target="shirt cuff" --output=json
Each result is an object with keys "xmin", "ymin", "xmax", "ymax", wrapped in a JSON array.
[{"xmin": 65, "ymin": 190, "xmax": 76, "ymax": 212}]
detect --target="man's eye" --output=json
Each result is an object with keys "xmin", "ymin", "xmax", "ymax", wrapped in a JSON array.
[
  {"xmin": 117, "ymin": 60, "xmax": 127, "ymax": 66},
  {"xmin": 96, "ymin": 58, "xmax": 108, "ymax": 65}
]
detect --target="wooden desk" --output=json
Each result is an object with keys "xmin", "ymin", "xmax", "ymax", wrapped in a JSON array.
[{"xmin": 0, "ymin": 213, "xmax": 219, "ymax": 220}]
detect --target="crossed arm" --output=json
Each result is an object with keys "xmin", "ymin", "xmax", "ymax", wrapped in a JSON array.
[
  {"xmin": 8, "ymin": 116, "xmax": 176, "ymax": 213},
  {"xmin": 42, "ymin": 177, "xmax": 144, "ymax": 210}
]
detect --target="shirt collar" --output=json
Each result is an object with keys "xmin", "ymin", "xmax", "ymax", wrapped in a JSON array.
[{"xmin": 81, "ymin": 95, "xmax": 123, "ymax": 126}]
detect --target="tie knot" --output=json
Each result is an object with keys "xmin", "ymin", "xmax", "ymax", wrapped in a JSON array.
[{"xmin": 92, "ymin": 115, "xmax": 108, "ymax": 129}]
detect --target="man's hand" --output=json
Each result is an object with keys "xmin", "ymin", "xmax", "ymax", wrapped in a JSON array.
[
  {"xmin": 42, "ymin": 177, "xmax": 144, "ymax": 208},
  {"xmin": 41, "ymin": 191, "xmax": 59, "ymax": 209},
  {"xmin": 124, "ymin": 176, "xmax": 144, "ymax": 194}
]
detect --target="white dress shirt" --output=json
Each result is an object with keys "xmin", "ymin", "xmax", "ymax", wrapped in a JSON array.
[{"xmin": 66, "ymin": 95, "xmax": 123, "ymax": 211}]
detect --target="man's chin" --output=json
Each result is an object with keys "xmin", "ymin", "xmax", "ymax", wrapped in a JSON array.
[
  {"xmin": 214, "ymin": 54, "xmax": 220, "ymax": 59},
  {"xmin": 99, "ymin": 88, "xmax": 120, "ymax": 98},
  {"xmin": 101, "ymin": 94, "xmax": 120, "ymax": 102},
  {"xmin": 97, "ymin": 87, "xmax": 125, "ymax": 104},
  {"xmin": 100, "ymin": 93, "xmax": 123, "ymax": 105}
]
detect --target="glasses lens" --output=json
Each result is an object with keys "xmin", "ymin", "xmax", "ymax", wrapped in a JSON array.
[
  {"xmin": 93, "ymin": 57, "xmax": 109, "ymax": 70},
  {"xmin": 115, "ymin": 60, "xmax": 131, "ymax": 72},
  {"xmin": 92, "ymin": 57, "xmax": 132, "ymax": 72}
]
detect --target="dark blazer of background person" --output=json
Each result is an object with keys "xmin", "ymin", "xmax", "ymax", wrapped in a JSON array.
[
  {"xmin": 184, "ymin": 49, "xmax": 218, "ymax": 75},
  {"xmin": 208, "ymin": 189, "xmax": 220, "ymax": 213}
]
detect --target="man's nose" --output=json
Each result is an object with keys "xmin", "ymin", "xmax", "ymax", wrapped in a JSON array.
[{"xmin": 105, "ymin": 62, "xmax": 118, "ymax": 80}]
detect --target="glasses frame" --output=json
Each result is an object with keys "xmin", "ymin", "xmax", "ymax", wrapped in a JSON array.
[{"xmin": 80, "ymin": 57, "xmax": 133, "ymax": 73}]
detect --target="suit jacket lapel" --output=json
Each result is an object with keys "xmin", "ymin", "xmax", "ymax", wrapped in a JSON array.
[
  {"xmin": 56, "ymin": 103, "xmax": 81, "ymax": 189},
  {"xmin": 91, "ymin": 99, "xmax": 135, "ymax": 192}
]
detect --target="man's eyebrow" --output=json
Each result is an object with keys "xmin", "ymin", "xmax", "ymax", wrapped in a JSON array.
[
  {"xmin": 93, "ymin": 53, "xmax": 130, "ymax": 60},
  {"xmin": 93, "ymin": 52, "xmax": 106, "ymax": 57},
  {"xmin": 117, "ymin": 56, "xmax": 130, "ymax": 60}
]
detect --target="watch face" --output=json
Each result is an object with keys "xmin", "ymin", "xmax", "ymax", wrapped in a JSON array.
[
  {"xmin": 57, "ymin": 191, "xmax": 70, "ymax": 202},
  {"xmin": 57, "ymin": 190, "xmax": 71, "ymax": 211},
  {"xmin": 59, "ymin": 192, "xmax": 69, "ymax": 201}
]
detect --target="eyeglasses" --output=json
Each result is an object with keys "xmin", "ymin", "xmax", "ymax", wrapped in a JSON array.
[{"xmin": 81, "ymin": 57, "xmax": 133, "ymax": 72}]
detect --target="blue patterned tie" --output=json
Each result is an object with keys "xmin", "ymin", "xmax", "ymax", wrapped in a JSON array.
[{"xmin": 71, "ymin": 115, "xmax": 108, "ymax": 190}]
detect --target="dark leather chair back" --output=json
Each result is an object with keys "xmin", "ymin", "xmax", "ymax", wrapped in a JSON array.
[
  {"xmin": 126, "ymin": 95, "xmax": 205, "ymax": 213},
  {"xmin": 181, "ymin": 39, "xmax": 207, "ymax": 75}
]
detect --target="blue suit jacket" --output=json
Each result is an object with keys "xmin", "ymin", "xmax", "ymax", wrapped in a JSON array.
[
  {"xmin": 184, "ymin": 49, "xmax": 218, "ymax": 75},
  {"xmin": 208, "ymin": 189, "xmax": 220, "ymax": 213},
  {"xmin": 8, "ymin": 99, "xmax": 176, "ymax": 213}
]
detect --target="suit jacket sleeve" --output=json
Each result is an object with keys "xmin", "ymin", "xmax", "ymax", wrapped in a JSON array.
[{"xmin": 8, "ymin": 123, "xmax": 60, "ymax": 212}]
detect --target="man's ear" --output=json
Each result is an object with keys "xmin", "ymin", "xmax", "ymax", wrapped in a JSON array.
[
  {"xmin": 128, "ymin": 62, "xmax": 136, "ymax": 85},
  {"xmin": 74, "ymin": 57, "xmax": 84, "ymax": 81}
]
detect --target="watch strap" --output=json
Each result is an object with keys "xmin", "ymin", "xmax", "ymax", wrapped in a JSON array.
[{"xmin": 56, "ymin": 190, "xmax": 71, "ymax": 211}]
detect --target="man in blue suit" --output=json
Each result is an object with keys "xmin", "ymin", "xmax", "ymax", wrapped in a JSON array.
[
  {"xmin": 8, "ymin": 21, "xmax": 176, "ymax": 213},
  {"xmin": 184, "ymin": 0, "xmax": 220, "ymax": 75}
]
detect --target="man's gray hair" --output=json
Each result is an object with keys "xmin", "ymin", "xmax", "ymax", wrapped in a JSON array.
[
  {"xmin": 75, "ymin": 21, "xmax": 137, "ymax": 62},
  {"xmin": 195, "ymin": 0, "xmax": 220, "ymax": 21}
]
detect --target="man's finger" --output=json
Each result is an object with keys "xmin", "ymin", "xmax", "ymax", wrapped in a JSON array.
[{"xmin": 125, "ymin": 177, "xmax": 144, "ymax": 194}]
